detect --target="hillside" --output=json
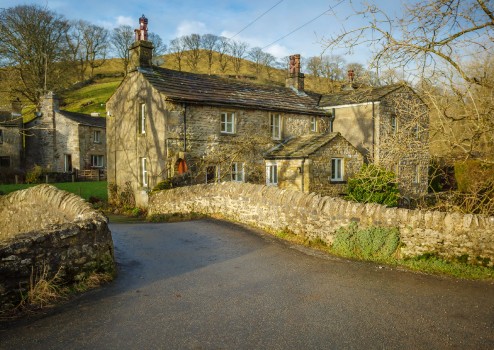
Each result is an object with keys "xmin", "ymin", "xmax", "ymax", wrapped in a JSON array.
[{"xmin": 0, "ymin": 50, "xmax": 339, "ymax": 118}]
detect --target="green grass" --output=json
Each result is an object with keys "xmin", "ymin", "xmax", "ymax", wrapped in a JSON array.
[
  {"xmin": 0, "ymin": 181, "xmax": 107, "ymax": 201},
  {"xmin": 62, "ymin": 80, "xmax": 121, "ymax": 114}
]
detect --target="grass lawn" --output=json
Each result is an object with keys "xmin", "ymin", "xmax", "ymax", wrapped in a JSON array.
[{"xmin": 0, "ymin": 181, "xmax": 108, "ymax": 201}]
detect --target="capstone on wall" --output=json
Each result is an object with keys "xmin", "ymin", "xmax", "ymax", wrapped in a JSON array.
[{"xmin": 149, "ymin": 182, "xmax": 494, "ymax": 266}]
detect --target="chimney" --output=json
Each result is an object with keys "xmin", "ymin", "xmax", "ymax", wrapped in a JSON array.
[
  {"xmin": 129, "ymin": 14, "xmax": 154, "ymax": 70},
  {"xmin": 347, "ymin": 69, "xmax": 355, "ymax": 83},
  {"xmin": 285, "ymin": 54, "xmax": 305, "ymax": 91}
]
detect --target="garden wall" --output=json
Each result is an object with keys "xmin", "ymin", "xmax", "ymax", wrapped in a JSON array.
[
  {"xmin": 149, "ymin": 182, "xmax": 494, "ymax": 265},
  {"xmin": 0, "ymin": 185, "xmax": 114, "ymax": 311}
]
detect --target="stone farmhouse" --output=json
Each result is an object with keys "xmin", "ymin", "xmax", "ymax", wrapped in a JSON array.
[
  {"xmin": 24, "ymin": 92, "xmax": 107, "ymax": 177},
  {"xmin": 107, "ymin": 16, "xmax": 430, "ymax": 206},
  {"xmin": 0, "ymin": 98, "xmax": 23, "ymax": 172},
  {"xmin": 319, "ymin": 84, "xmax": 430, "ymax": 196}
]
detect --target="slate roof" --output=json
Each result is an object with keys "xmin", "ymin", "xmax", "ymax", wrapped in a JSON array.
[
  {"xmin": 319, "ymin": 84, "xmax": 405, "ymax": 107},
  {"xmin": 59, "ymin": 111, "xmax": 106, "ymax": 128},
  {"xmin": 138, "ymin": 67, "xmax": 326, "ymax": 116},
  {"xmin": 264, "ymin": 132, "xmax": 341, "ymax": 159}
]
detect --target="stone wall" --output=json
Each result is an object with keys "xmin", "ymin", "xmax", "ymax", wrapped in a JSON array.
[
  {"xmin": 149, "ymin": 182, "xmax": 494, "ymax": 265},
  {"xmin": 0, "ymin": 185, "xmax": 114, "ymax": 311}
]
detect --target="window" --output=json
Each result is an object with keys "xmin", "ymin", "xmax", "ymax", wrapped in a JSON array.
[
  {"xmin": 91, "ymin": 155, "xmax": 104, "ymax": 168},
  {"xmin": 331, "ymin": 158, "xmax": 344, "ymax": 181},
  {"xmin": 64, "ymin": 154, "xmax": 72, "ymax": 172},
  {"xmin": 270, "ymin": 113, "xmax": 281, "ymax": 139},
  {"xmin": 413, "ymin": 164, "xmax": 420, "ymax": 184},
  {"xmin": 93, "ymin": 130, "xmax": 102, "ymax": 143},
  {"xmin": 206, "ymin": 165, "xmax": 218, "ymax": 183},
  {"xmin": 220, "ymin": 112, "xmax": 235, "ymax": 134},
  {"xmin": 141, "ymin": 157, "xmax": 148, "ymax": 187},
  {"xmin": 266, "ymin": 164, "xmax": 278, "ymax": 185},
  {"xmin": 412, "ymin": 124, "xmax": 420, "ymax": 139},
  {"xmin": 0, "ymin": 129, "xmax": 3, "ymax": 144},
  {"xmin": 0, "ymin": 156, "xmax": 10, "ymax": 168},
  {"xmin": 390, "ymin": 115, "xmax": 397, "ymax": 134},
  {"xmin": 310, "ymin": 117, "xmax": 317, "ymax": 132},
  {"xmin": 329, "ymin": 119, "xmax": 334, "ymax": 133},
  {"xmin": 139, "ymin": 103, "xmax": 146, "ymax": 134},
  {"xmin": 231, "ymin": 162, "xmax": 245, "ymax": 182}
]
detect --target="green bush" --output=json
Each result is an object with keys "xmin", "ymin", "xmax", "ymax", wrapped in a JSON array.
[
  {"xmin": 25, "ymin": 165, "xmax": 43, "ymax": 184},
  {"xmin": 346, "ymin": 164, "xmax": 400, "ymax": 207},
  {"xmin": 331, "ymin": 222, "xmax": 400, "ymax": 261}
]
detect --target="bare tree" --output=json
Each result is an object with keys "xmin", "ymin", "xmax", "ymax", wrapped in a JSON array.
[
  {"xmin": 0, "ymin": 5, "xmax": 71, "ymax": 106},
  {"xmin": 68, "ymin": 20, "xmax": 109, "ymax": 80},
  {"xmin": 201, "ymin": 34, "xmax": 219, "ymax": 74},
  {"xmin": 148, "ymin": 32, "xmax": 167, "ymax": 57},
  {"xmin": 183, "ymin": 34, "xmax": 202, "ymax": 71},
  {"xmin": 111, "ymin": 25, "xmax": 134, "ymax": 75},
  {"xmin": 305, "ymin": 56, "xmax": 323, "ymax": 77},
  {"xmin": 248, "ymin": 47, "xmax": 265, "ymax": 76},
  {"xmin": 217, "ymin": 36, "xmax": 231, "ymax": 73},
  {"xmin": 229, "ymin": 40, "xmax": 249, "ymax": 74},
  {"xmin": 169, "ymin": 36, "xmax": 187, "ymax": 71},
  {"xmin": 261, "ymin": 52, "xmax": 276, "ymax": 79}
]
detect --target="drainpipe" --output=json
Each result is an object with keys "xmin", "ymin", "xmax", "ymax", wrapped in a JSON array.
[{"xmin": 301, "ymin": 158, "xmax": 306, "ymax": 192}]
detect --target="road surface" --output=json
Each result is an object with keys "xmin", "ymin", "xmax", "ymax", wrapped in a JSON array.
[{"xmin": 1, "ymin": 219, "xmax": 493, "ymax": 349}]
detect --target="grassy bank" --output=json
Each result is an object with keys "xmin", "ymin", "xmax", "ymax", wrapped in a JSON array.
[{"xmin": 0, "ymin": 181, "xmax": 107, "ymax": 201}]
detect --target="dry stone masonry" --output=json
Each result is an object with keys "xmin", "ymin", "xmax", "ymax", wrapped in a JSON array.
[
  {"xmin": 0, "ymin": 185, "xmax": 114, "ymax": 311},
  {"xmin": 149, "ymin": 182, "xmax": 494, "ymax": 265}
]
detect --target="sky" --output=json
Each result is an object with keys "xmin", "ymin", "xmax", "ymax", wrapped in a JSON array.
[{"xmin": 2, "ymin": 0, "xmax": 406, "ymax": 65}]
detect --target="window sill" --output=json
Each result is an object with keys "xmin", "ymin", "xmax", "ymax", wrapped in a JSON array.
[{"xmin": 330, "ymin": 180, "xmax": 346, "ymax": 184}]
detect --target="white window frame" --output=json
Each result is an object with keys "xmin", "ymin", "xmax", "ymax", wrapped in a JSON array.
[
  {"xmin": 231, "ymin": 162, "xmax": 245, "ymax": 182},
  {"xmin": 331, "ymin": 158, "xmax": 344, "ymax": 181},
  {"xmin": 220, "ymin": 112, "xmax": 235, "ymax": 134},
  {"xmin": 64, "ymin": 154, "xmax": 72, "ymax": 172},
  {"xmin": 266, "ymin": 164, "xmax": 278, "ymax": 186},
  {"xmin": 93, "ymin": 130, "xmax": 102, "ymax": 143},
  {"xmin": 390, "ymin": 115, "xmax": 397, "ymax": 134},
  {"xmin": 91, "ymin": 155, "xmax": 104, "ymax": 168},
  {"xmin": 270, "ymin": 113, "xmax": 281, "ymax": 140},
  {"xmin": 141, "ymin": 157, "xmax": 148, "ymax": 187},
  {"xmin": 310, "ymin": 116, "xmax": 317, "ymax": 132},
  {"xmin": 139, "ymin": 103, "xmax": 146, "ymax": 134},
  {"xmin": 413, "ymin": 164, "xmax": 420, "ymax": 184}
]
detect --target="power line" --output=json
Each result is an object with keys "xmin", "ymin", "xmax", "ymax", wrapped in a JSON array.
[
  {"xmin": 229, "ymin": 0, "xmax": 285, "ymax": 40},
  {"xmin": 262, "ymin": 0, "xmax": 344, "ymax": 50}
]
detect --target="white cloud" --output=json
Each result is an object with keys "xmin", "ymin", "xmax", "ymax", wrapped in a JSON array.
[
  {"xmin": 265, "ymin": 44, "xmax": 289, "ymax": 59},
  {"xmin": 175, "ymin": 20, "xmax": 207, "ymax": 37},
  {"xmin": 116, "ymin": 16, "xmax": 134, "ymax": 26}
]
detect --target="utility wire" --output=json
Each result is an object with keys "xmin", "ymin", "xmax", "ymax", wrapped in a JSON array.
[
  {"xmin": 229, "ymin": 0, "xmax": 285, "ymax": 39},
  {"xmin": 262, "ymin": 0, "xmax": 344, "ymax": 50}
]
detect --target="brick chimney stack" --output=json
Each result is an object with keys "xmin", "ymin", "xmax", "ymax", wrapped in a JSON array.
[
  {"xmin": 285, "ymin": 54, "xmax": 305, "ymax": 91},
  {"xmin": 129, "ymin": 14, "xmax": 154, "ymax": 70},
  {"xmin": 348, "ymin": 69, "xmax": 355, "ymax": 83}
]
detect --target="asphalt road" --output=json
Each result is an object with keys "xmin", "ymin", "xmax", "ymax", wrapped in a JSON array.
[{"xmin": 1, "ymin": 219, "xmax": 493, "ymax": 349}]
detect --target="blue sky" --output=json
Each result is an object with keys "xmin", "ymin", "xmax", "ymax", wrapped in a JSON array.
[{"xmin": 2, "ymin": 0, "xmax": 406, "ymax": 64}]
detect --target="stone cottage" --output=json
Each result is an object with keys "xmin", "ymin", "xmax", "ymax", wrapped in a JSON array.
[
  {"xmin": 107, "ymin": 16, "xmax": 430, "ymax": 207},
  {"xmin": 24, "ymin": 92, "xmax": 107, "ymax": 176},
  {"xmin": 320, "ymin": 82, "xmax": 430, "ymax": 196},
  {"xmin": 0, "ymin": 98, "xmax": 23, "ymax": 173},
  {"xmin": 264, "ymin": 132, "xmax": 363, "ymax": 196}
]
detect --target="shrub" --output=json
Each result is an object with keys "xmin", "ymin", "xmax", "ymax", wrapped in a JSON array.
[
  {"xmin": 346, "ymin": 164, "xmax": 400, "ymax": 207},
  {"xmin": 331, "ymin": 222, "xmax": 400, "ymax": 261},
  {"xmin": 25, "ymin": 165, "xmax": 43, "ymax": 184}
]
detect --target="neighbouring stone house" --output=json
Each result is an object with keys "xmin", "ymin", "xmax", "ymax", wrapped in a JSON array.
[
  {"xmin": 107, "ymin": 16, "xmax": 430, "ymax": 206},
  {"xmin": 0, "ymin": 98, "xmax": 23, "ymax": 173},
  {"xmin": 24, "ymin": 92, "xmax": 107, "ymax": 176},
  {"xmin": 264, "ymin": 132, "xmax": 363, "ymax": 196},
  {"xmin": 320, "ymin": 83, "xmax": 430, "ymax": 196}
]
